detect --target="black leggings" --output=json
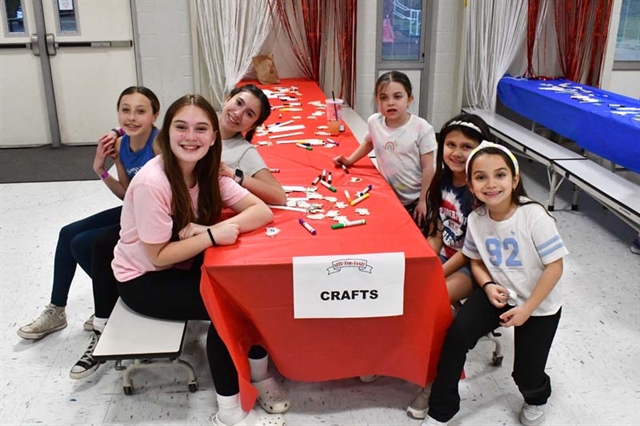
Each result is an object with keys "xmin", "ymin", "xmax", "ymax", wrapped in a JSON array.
[
  {"xmin": 91, "ymin": 226, "xmax": 266, "ymax": 395},
  {"xmin": 428, "ymin": 287, "xmax": 561, "ymax": 422}
]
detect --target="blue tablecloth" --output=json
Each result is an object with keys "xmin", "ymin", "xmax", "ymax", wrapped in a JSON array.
[{"xmin": 497, "ymin": 77, "xmax": 640, "ymax": 173}]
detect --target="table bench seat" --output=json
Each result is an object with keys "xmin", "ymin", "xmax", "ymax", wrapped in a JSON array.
[
  {"xmin": 463, "ymin": 108, "xmax": 640, "ymax": 231},
  {"xmin": 93, "ymin": 298, "xmax": 197, "ymax": 395}
]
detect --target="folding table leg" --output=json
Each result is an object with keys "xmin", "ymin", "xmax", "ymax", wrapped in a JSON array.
[
  {"xmin": 571, "ymin": 184, "xmax": 580, "ymax": 211},
  {"xmin": 547, "ymin": 166, "xmax": 563, "ymax": 211}
]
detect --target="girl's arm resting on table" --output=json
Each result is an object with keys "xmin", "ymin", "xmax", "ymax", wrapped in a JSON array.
[
  {"xmin": 216, "ymin": 192, "xmax": 273, "ymax": 233},
  {"xmin": 144, "ymin": 222, "xmax": 241, "ymax": 267},
  {"xmin": 442, "ymin": 250, "xmax": 469, "ymax": 277},
  {"xmin": 333, "ymin": 139, "xmax": 373, "ymax": 167},
  {"xmin": 242, "ymin": 169, "xmax": 287, "ymax": 205},
  {"xmin": 499, "ymin": 258, "xmax": 563, "ymax": 327}
]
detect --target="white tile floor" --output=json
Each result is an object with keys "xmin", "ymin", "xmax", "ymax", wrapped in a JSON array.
[{"xmin": 1, "ymin": 158, "xmax": 639, "ymax": 426}]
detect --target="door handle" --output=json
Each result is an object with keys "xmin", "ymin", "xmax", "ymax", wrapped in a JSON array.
[
  {"xmin": 46, "ymin": 33, "xmax": 56, "ymax": 56},
  {"xmin": 30, "ymin": 34, "xmax": 40, "ymax": 56}
]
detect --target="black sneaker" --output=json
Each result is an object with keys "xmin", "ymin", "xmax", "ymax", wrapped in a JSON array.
[{"xmin": 69, "ymin": 330, "xmax": 103, "ymax": 380}]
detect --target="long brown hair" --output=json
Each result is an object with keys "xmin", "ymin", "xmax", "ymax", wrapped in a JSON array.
[
  {"xmin": 157, "ymin": 94, "xmax": 222, "ymax": 234},
  {"xmin": 425, "ymin": 113, "xmax": 492, "ymax": 238}
]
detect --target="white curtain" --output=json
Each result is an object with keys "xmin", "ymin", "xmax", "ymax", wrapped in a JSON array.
[
  {"xmin": 464, "ymin": 0, "xmax": 528, "ymax": 110},
  {"xmin": 195, "ymin": 0, "xmax": 273, "ymax": 109}
]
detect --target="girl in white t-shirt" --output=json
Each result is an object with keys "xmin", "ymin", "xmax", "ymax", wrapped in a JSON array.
[
  {"xmin": 332, "ymin": 71, "xmax": 437, "ymax": 230},
  {"xmin": 422, "ymin": 142, "xmax": 568, "ymax": 426},
  {"xmin": 71, "ymin": 95, "xmax": 284, "ymax": 426}
]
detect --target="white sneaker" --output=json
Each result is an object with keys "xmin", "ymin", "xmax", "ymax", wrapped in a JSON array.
[
  {"xmin": 17, "ymin": 304, "xmax": 67, "ymax": 340},
  {"xmin": 83, "ymin": 314, "xmax": 95, "ymax": 331},
  {"xmin": 421, "ymin": 414, "xmax": 448, "ymax": 425},
  {"xmin": 212, "ymin": 408, "xmax": 285, "ymax": 426},
  {"xmin": 407, "ymin": 385, "xmax": 431, "ymax": 419},
  {"xmin": 520, "ymin": 403, "xmax": 545, "ymax": 426},
  {"xmin": 253, "ymin": 376, "xmax": 291, "ymax": 414}
]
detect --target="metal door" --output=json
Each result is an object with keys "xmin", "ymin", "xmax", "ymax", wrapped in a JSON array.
[{"xmin": 0, "ymin": 0, "xmax": 137, "ymax": 147}]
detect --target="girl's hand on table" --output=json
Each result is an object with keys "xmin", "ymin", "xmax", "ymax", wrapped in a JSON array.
[
  {"xmin": 333, "ymin": 155, "xmax": 351, "ymax": 167},
  {"xmin": 209, "ymin": 223, "xmax": 240, "ymax": 246},
  {"xmin": 179, "ymin": 223, "xmax": 209, "ymax": 240}
]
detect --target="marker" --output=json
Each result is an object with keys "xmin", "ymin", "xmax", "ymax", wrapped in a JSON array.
[
  {"xmin": 327, "ymin": 172, "xmax": 332, "ymax": 184},
  {"xmin": 321, "ymin": 169, "xmax": 327, "ymax": 181},
  {"xmin": 339, "ymin": 162, "xmax": 350, "ymax": 174},
  {"xmin": 357, "ymin": 184, "xmax": 373, "ymax": 197},
  {"xmin": 269, "ymin": 119, "xmax": 294, "ymax": 129},
  {"xmin": 298, "ymin": 218, "xmax": 317, "ymax": 235},
  {"xmin": 344, "ymin": 190, "xmax": 351, "ymax": 203},
  {"xmin": 296, "ymin": 143, "xmax": 312, "ymax": 151},
  {"xmin": 269, "ymin": 168, "xmax": 280, "ymax": 173},
  {"xmin": 349, "ymin": 192, "xmax": 370, "ymax": 206},
  {"xmin": 327, "ymin": 138, "xmax": 340, "ymax": 146},
  {"xmin": 319, "ymin": 179, "xmax": 337, "ymax": 192},
  {"xmin": 331, "ymin": 220, "xmax": 366, "ymax": 230},
  {"xmin": 311, "ymin": 174, "xmax": 321, "ymax": 185}
]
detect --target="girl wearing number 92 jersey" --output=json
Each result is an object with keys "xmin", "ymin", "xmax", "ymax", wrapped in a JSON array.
[{"xmin": 422, "ymin": 142, "xmax": 568, "ymax": 426}]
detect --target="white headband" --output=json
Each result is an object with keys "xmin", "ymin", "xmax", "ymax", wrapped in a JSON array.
[
  {"xmin": 465, "ymin": 141, "xmax": 520, "ymax": 176},
  {"xmin": 447, "ymin": 120, "xmax": 482, "ymax": 134}
]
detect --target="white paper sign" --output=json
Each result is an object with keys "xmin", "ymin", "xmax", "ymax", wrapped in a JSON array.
[{"xmin": 293, "ymin": 252, "xmax": 405, "ymax": 319}]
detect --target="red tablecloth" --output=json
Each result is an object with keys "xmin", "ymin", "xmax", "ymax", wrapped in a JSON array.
[{"xmin": 200, "ymin": 79, "xmax": 451, "ymax": 411}]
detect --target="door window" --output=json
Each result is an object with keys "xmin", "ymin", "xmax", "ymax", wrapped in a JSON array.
[
  {"xmin": 56, "ymin": 0, "xmax": 79, "ymax": 34},
  {"xmin": 381, "ymin": 0, "xmax": 423, "ymax": 61},
  {"xmin": 2, "ymin": 0, "xmax": 27, "ymax": 35}
]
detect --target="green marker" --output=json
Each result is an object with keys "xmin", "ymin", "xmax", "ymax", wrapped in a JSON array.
[
  {"xmin": 332, "ymin": 219, "xmax": 366, "ymax": 230},
  {"xmin": 319, "ymin": 179, "xmax": 337, "ymax": 192}
]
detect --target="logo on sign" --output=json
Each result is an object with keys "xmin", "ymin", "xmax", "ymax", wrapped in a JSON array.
[{"xmin": 326, "ymin": 258, "xmax": 373, "ymax": 275}]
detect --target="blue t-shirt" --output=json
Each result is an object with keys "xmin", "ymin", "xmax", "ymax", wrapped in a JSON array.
[
  {"xmin": 119, "ymin": 128, "xmax": 158, "ymax": 178},
  {"xmin": 439, "ymin": 174, "xmax": 474, "ymax": 259}
]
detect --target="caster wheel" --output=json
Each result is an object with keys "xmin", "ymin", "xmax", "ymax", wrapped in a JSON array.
[
  {"xmin": 124, "ymin": 385, "xmax": 133, "ymax": 396},
  {"xmin": 492, "ymin": 353, "xmax": 503, "ymax": 367},
  {"xmin": 189, "ymin": 382, "xmax": 198, "ymax": 393}
]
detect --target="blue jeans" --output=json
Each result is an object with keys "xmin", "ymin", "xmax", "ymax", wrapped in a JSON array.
[{"xmin": 50, "ymin": 206, "xmax": 121, "ymax": 307}]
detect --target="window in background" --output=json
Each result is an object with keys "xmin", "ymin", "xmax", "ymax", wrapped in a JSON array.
[
  {"xmin": 56, "ymin": 0, "xmax": 78, "ymax": 34},
  {"xmin": 381, "ymin": 0, "xmax": 423, "ymax": 61},
  {"xmin": 3, "ymin": 0, "xmax": 26, "ymax": 35},
  {"xmin": 614, "ymin": 0, "xmax": 640, "ymax": 68}
]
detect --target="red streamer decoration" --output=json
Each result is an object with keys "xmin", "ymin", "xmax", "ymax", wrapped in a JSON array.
[
  {"xmin": 268, "ymin": 0, "xmax": 324, "ymax": 82},
  {"xmin": 268, "ymin": 0, "xmax": 357, "ymax": 106},
  {"xmin": 526, "ymin": 0, "xmax": 613, "ymax": 86},
  {"xmin": 553, "ymin": 0, "xmax": 613, "ymax": 86}
]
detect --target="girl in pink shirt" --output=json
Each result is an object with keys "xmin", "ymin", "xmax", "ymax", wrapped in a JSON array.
[{"xmin": 72, "ymin": 95, "xmax": 283, "ymax": 426}]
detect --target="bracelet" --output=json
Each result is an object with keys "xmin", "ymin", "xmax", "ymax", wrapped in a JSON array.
[
  {"xmin": 100, "ymin": 170, "xmax": 110, "ymax": 180},
  {"xmin": 206, "ymin": 228, "xmax": 217, "ymax": 247},
  {"xmin": 111, "ymin": 128, "xmax": 123, "ymax": 137},
  {"xmin": 482, "ymin": 281, "xmax": 496, "ymax": 290}
]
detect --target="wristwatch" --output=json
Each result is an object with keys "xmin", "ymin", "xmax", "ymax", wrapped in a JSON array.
[{"xmin": 234, "ymin": 169, "xmax": 244, "ymax": 186}]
